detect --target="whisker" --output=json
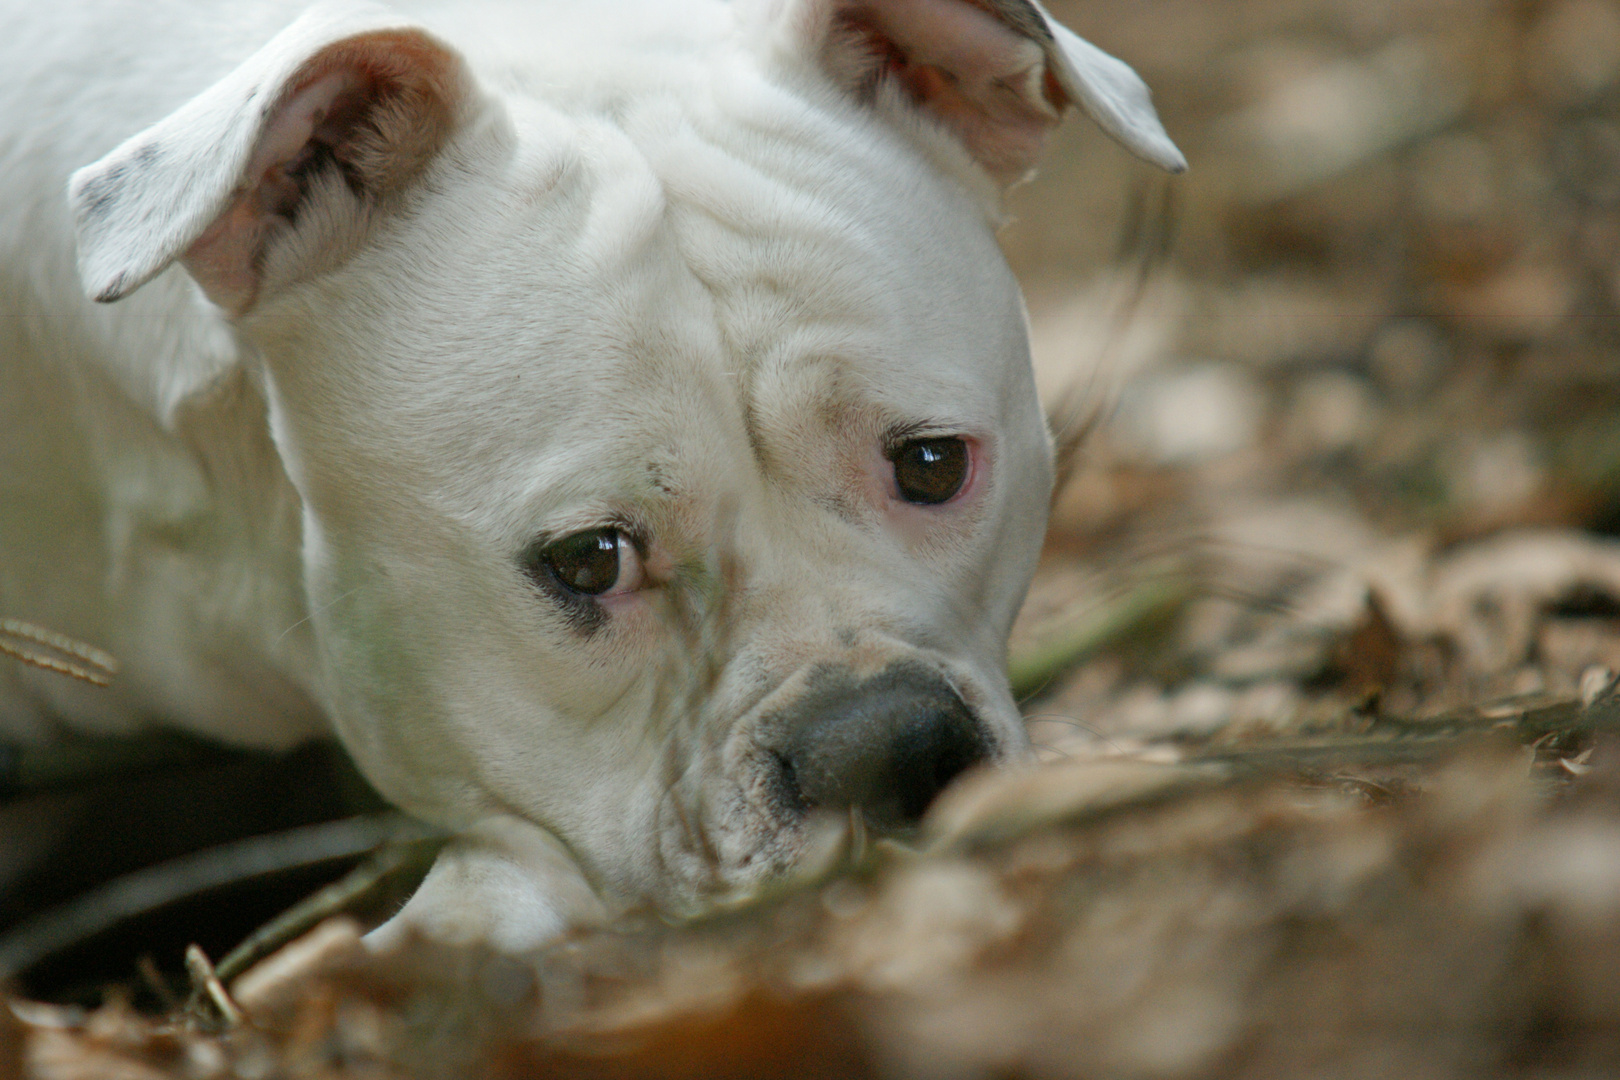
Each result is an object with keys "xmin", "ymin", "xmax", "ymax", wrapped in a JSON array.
[
  {"xmin": 273, "ymin": 586, "xmax": 364, "ymax": 647},
  {"xmin": 1045, "ymin": 174, "xmax": 1180, "ymax": 505},
  {"xmin": 1048, "ymin": 373, "xmax": 1116, "ymax": 510},
  {"xmin": 1022, "ymin": 713, "xmax": 1104, "ymax": 735},
  {"xmin": 1179, "ymin": 536, "xmax": 1348, "ymax": 571},
  {"xmin": 1023, "ymin": 713, "xmax": 1135, "ymax": 757}
]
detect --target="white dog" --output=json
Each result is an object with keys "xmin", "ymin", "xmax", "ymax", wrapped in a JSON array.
[{"xmin": 0, "ymin": 0, "xmax": 1182, "ymax": 950}]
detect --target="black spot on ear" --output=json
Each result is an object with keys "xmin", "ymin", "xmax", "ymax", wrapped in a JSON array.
[
  {"xmin": 79, "ymin": 188, "xmax": 115, "ymax": 220},
  {"xmin": 77, "ymin": 162, "xmax": 126, "ymax": 220},
  {"xmin": 982, "ymin": 0, "xmax": 1056, "ymax": 47},
  {"xmin": 94, "ymin": 274, "xmax": 129, "ymax": 304}
]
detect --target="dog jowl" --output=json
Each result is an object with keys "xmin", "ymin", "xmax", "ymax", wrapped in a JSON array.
[{"xmin": 0, "ymin": 0, "xmax": 1182, "ymax": 949}]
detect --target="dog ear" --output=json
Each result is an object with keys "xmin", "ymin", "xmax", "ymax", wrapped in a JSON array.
[
  {"xmin": 755, "ymin": 0, "xmax": 1184, "ymax": 183},
  {"xmin": 69, "ymin": 4, "xmax": 473, "ymax": 314}
]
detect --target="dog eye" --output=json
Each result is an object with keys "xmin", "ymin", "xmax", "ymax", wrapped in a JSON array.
[
  {"xmin": 889, "ymin": 438, "xmax": 969, "ymax": 505},
  {"xmin": 531, "ymin": 528, "xmax": 643, "ymax": 597}
]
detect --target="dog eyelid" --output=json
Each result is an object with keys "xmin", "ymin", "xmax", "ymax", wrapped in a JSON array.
[{"xmin": 881, "ymin": 419, "xmax": 955, "ymax": 450}]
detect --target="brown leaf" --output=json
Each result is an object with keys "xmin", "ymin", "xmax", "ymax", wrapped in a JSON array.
[
  {"xmin": 1334, "ymin": 588, "xmax": 1405, "ymax": 702},
  {"xmin": 511, "ymin": 993, "xmax": 873, "ymax": 1080}
]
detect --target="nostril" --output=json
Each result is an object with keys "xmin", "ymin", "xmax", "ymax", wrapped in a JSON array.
[
  {"xmin": 778, "ymin": 664, "xmax": 990, "ymax": 832},
  {"xmin": 772, "ymin": 749, "xmax": 806, "ymax": 813}
]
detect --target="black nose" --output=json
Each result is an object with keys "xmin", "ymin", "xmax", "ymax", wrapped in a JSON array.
[{"xmin": 777, "ymin": 664, "xmax": 990, "ymax": 832}]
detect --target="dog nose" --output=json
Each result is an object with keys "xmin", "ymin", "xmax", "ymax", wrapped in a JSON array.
[{"xmin": 779, "ymin": 664, "xmax": 990, "ymax": 832}]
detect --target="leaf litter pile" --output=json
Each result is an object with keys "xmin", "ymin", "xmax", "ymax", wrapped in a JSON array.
[{"xmin": 8, "ymin": 0, "xmax": 1620, "ymax": 1076}]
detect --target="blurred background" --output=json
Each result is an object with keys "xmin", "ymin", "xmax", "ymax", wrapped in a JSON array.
[{"xmin": 1003, "ymin": 0, "xmax": 1620, "ymax": 750}]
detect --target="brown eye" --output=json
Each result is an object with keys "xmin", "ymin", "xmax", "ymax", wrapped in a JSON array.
[
  {"xmin": 537, "ymin": 528, "xmax": 623, "ymax": 595},
  {"xmin": 890, "ymin": 437, "xmax": 969, "ymax": 505}
]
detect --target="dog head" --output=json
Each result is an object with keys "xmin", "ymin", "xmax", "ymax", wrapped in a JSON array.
[{"xmin": 69, "ymin": 0, "xmax": 1180, "ymax": 933}]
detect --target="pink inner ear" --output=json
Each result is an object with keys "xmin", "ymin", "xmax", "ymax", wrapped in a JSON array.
[
  {"xmin": 181, "ymin": 191, "xmax": 268, "ymax": 312},
  {"xmin": 253, "ymin": 73, "xmax": 357, "ymax": 176},
  {"xmin": 839, "ymin": 0, "xmax": 1062, "ymax": 181},
  {"xmin": 247, "ymin": 71, "xmax": 366, "ymax": 200},
  {"xmin": 181, "ymin": 68, "xmax": 367, "ymax": 314}
]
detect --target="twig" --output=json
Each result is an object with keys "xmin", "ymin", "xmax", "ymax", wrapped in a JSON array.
[
  {"xmin": 211, "ymin": 833, "xmax": 443, "ymax": 986},
  {"xmin": 184, "ymin": 945, "xmax": 242, "ymax": 1028},
  {"xmin": 847, "ymin": 806, "xmax": 868, "ymax": 869},
  {"xmin": 1188, "ymin": 694, "xmax": 1620, "ymax": 776},
  {"xmin": 1009, "ymin": 574, "xmax": 1190, "ymax": 701},
  {"xmin": 0, "ymin": 619, "xmax": 118, "ymax": 687},
  {"xmin": 136, "ymin": 954, "xmax": 183, "ymax": 1012}
]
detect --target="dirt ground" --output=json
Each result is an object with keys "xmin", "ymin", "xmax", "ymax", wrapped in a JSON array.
[{"xmin": 8, "ymin": 0, "xmax": 1620, "ymax": 1076}]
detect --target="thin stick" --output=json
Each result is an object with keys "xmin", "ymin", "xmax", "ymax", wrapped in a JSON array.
[
  {"xmin": 0, "ymin": 619, "xmax": 118, "ymax": 686},
  {"xmin": 1009, "ymin": 574, "xmax": 1190, "ymax": 701},
  {"xmin": 0, "ymin": 815, "xmax": 422, "ymax": 981},
  {"xmin": 212, "ymin": 834, "xmax": 443, "ymax": 986},
  {"xmin": 137, "ymin": 954, "xmax": 183, "ymax": 1012},
  {"xmin": 0, "ymin": 620, "xmax": 118, "ymax": 672},
  {"xmin": 185, "ymin": 945, "xmax": 243, "ymax": 1028}
]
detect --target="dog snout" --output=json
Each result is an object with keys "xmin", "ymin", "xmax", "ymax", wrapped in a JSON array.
[{"xmin": 776, "ymin": 663, "xmax": 990, "ymax": 832}]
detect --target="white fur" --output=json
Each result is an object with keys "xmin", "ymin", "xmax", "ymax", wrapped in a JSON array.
[{"xmin": 0, "ymin": 0, "xmax": 1181, "ymax": 947}]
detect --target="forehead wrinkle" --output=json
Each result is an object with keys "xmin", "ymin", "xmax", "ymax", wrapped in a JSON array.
[
  {"xmin": 549, "ymin": 105, "xmax": 799, "ymax": 497},
  {"xmin": 573, "ymin": 122, "xmax": 675, "ymax": 275},
  {"xmin": 604, "ymin": 58, "xmax": 1012, "ymax": 506},
  {"xmin": 643, "ymin": 158, "xmax": 902, "ymax": 497},
  {"xmin": 633, "ymin": 81, "xmax": 903, "ymax": 335}
]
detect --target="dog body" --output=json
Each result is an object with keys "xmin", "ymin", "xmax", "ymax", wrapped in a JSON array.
[{"xmin": 0, "ymin": 0, "xmax": 1180, "ymax": 947}]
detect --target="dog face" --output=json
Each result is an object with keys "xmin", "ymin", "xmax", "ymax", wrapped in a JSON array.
[{"xmin": 70, "ymin": 0, "xmax": 1180, "ymax": 925}]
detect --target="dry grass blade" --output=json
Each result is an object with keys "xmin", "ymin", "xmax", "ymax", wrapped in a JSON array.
[
  {"xmin": 1047, "ymin": 175, "xmax": 1179, "ymax": 503},
  {"xmin": 210, "ymin": 833, "xmax": 443, "ymax": 986},
  {"xmin": 0, "ymin": 815, "xmax": 414, "ymax": 983},
  {"xmin": 0, "ymin": 620, "xmax": 118, "ymax": 687},
  {"xmin": 1009, "ymin": 572, "xmax": 1190, "ymax": 700},
  {"xmin": 183, "ymin": 945, "xmax": 241, "ymax": 1029}
]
